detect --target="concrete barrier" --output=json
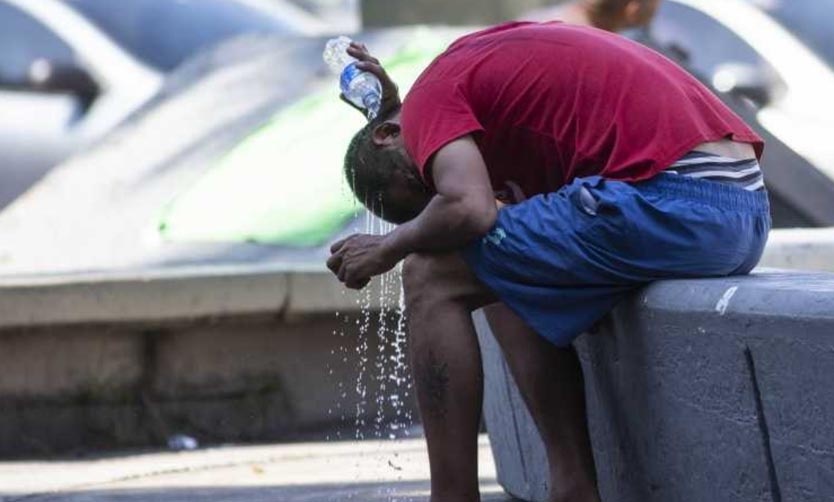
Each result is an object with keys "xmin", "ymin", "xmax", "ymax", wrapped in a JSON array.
[{"xmin": 476, "ymin": 270, "xmax": 834, "ymax": 502}]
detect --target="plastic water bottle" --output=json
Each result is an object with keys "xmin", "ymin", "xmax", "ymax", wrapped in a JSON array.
[{"xmin": 323, "ymin": 36, "xmax": 382, "ymax": 120}]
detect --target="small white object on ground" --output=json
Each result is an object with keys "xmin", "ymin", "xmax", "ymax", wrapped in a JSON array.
[{"xmin": 167, "ymin": 434, "xmax": 199, "ymax": 451}]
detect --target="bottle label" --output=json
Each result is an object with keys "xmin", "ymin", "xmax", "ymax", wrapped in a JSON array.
[{"xmin": 340, "ymin": 62, "xmax": 361, "ymax": 93}]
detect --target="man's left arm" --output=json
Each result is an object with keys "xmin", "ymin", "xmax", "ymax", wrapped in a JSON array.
[{"xmin": 327, "ymin": 136, "xmax": 496, "ymax": 289}]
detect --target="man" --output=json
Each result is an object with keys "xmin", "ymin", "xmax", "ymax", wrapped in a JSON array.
[
  {"xmin": 327, "ymin": 22, "xmax": 769, "ymax": 502},
  {"xmin": 523, "ymin": 0, "xmax": 661, "ymax": 32}
]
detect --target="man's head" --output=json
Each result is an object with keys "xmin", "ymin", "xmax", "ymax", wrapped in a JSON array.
[
  {"xmin": 344, "ymin": 108, "xmax": 432, "ymax": 224},
  {"xmin": 587, "ymin": 0, "xmax": 662, "ymax": 29}
]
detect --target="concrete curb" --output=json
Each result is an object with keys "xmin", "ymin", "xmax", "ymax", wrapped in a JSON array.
[{"xmin": 477, "ymin": 270, "xmax": 834, "ymax": 502}]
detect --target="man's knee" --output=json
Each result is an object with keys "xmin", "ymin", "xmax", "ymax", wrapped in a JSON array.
[{"xmin": 402, "ymin": 253, "xmax": 444, "ymax": 311}]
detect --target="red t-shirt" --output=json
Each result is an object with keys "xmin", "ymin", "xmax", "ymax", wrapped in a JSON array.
[{"xmin": 401, "ymin": 22, "xmax": 763, "ymax": 197}]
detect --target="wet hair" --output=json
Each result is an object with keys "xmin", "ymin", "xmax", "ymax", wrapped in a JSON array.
[{"xmin": 343, "ymin": 108, "xmax": 428, "ymax": 224}]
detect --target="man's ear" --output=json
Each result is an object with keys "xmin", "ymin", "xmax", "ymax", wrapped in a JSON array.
[{"xmin": 372, "ymin": 121, "xmax": 402, "ymax": 147}]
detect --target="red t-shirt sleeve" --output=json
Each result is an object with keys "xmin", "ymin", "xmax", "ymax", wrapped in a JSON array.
[{"xmin": 401, "ymin": 80, "xmax": 485, "ymax": 182}]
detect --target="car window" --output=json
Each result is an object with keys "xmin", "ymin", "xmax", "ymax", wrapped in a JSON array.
[
  {"xmin": 66, "ymin": 0, "xmax": 301, "ymax": 72},
  {"xmin": 0, "ymin": 2, "xmax": 76, "ymax": 88},
  {"xmin": 650, "ymin": 2, "xmax": 773, "ymax": 80},
  {"xmin": 744, "ymin": 0, "xmax": 834, "ymax": 69}
]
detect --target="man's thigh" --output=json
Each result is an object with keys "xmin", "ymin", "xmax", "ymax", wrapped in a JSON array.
[{"xmin": 402, "ymin": 252, "xmax": 498, "ymax": 312}]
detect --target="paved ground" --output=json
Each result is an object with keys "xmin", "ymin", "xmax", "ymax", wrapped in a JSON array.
[{"xmin": 0, "ymin": 435, "xmax": 518, "ymax": 502}]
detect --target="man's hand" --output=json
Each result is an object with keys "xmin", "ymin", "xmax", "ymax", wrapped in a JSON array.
[
  {"xmin": 327, "ymin": 234, "xmax": 401, "ymax": 290},
  {"xmin": 341, "ymin": 41, "xmax": 401, "ymax": 118}
]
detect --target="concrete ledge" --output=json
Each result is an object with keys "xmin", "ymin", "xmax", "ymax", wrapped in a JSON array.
[
  {"xmin": 0, "ymin": 266, "xmax": 399, "ymax": 329},
  {"xmin": 477, "ymin": 270, "xmax": 834, "ymax": 502}
]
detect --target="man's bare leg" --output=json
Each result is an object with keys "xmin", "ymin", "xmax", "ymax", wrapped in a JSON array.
[
  {"xmin": 402, "ymin": 252, "xmax": 599, "ymax": 502},
  {"xmin": 403, "ymin": 252, "xmax": 496, "ymax": 502},
  {"xmin": 484, "ymin": 305, "xmax": 600, "ymax": 502}
]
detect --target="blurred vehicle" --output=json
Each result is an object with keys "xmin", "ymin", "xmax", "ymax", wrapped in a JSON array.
[
  {"xmin": 649, "ymin": 0, "xmax": 834, "ymax": 226},
  {"xmin": 0, "ymin": 0, "xmax": 327, "ymax": 209}
]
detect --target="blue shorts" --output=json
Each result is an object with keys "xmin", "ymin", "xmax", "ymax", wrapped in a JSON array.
[{"xmin": 462, "ymin": 173, "xmax": 771, "ymax": 347}]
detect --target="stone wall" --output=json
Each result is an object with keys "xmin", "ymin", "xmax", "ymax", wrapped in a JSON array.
[{"xmin": 0, "ymin": 312, "xmax": 415, "ymax": 457}]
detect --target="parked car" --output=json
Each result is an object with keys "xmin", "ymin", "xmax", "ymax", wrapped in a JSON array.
[
  {"xmin": 0, "ymin": 0, "xmax": 326, "ymax": 209},
  {"xmin": 648, "ymin": 0, "xmax": 834, "ymax": 226}
]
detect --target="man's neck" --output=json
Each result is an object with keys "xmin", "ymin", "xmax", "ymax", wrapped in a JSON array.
[{"xmin": 578, "ymin": 1, "xmax": 628, "ymax": 32}]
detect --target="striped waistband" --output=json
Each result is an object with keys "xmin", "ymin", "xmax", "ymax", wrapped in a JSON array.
[
  {"xmin": 666, "ymin": 151, "xmax": 765, "ymax": 192},
  {"xmin": 636, "ymin": 172, "xmax": 771, "ymax": 214}
]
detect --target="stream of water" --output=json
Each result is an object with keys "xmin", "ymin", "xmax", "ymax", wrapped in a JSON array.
[{"xmin": 326, "ymin": 203, "xmax": 416, "ymax": 501}]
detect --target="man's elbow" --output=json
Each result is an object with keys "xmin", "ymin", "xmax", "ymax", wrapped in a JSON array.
[{"xmin": 462, "ymin": 199, "xmax": 497, "ymax": 237}]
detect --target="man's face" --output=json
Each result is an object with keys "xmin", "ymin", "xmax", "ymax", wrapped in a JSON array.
[{"xmin": 381, "ymin": 150, "xmax": 432, "ymax": 224}]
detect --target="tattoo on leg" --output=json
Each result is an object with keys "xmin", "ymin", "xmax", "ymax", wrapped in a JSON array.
[{"xmin": 418, "ymin": 349, "xmax": 450, "ymax": 419}]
